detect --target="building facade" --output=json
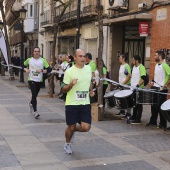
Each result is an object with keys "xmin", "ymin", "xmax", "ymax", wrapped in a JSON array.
[
  {"xmin": 104, "ymin": 0, "xmax": 170, "ymax": 82},
  {"xmin": 3, "ymin": 0, "xmax": 170, "ymax": 82},
  {"xmin": 4, "ymin": 0, "xmax": 38, "ymax": 60}
]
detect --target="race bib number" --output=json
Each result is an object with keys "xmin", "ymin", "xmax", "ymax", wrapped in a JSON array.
[
  {"xmin": 31, "ymin": 71, "xmax": 40, "ymax": 79},
  {"xmin": 76, "ymin": 91, "xmax": 88, "ymax": 100}
]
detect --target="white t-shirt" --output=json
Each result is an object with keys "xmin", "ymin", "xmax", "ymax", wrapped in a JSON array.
[
  {"xmin": 131, "ymin": 65, "xmax": 140, "ymax": 87},
  {"xmin": 119, "ymin": 64, "xmax": 126, "ymax": 84}
]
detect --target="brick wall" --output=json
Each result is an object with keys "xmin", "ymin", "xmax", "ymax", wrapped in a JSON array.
[{"xmin": 149, "ymin": 6, "xmax": 170, "ymax": 80}]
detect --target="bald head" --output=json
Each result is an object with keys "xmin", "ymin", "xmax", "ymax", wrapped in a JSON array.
[
  {"xmin": 74, "ymin": 49, "xmax": 86, "ymax": 68},
  {"xmin": 75, "ymin": 49, "xmax": 85, "ymax": 57}
]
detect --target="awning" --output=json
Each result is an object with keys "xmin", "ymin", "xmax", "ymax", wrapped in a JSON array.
[{"xmin": 103, "ymin": 13, "xmax": 152, "ymax": 26}]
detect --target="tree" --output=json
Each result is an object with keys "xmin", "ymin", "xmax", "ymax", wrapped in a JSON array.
[
  {"xmin": 96, "ymin": 0, "xmax": 104, "ymax": 119},
  {"xmin": 49, "ymin": 0, "xmax": 74, "ymax": 97},
  {"xmin": 0, "ymin": 0, "xmax": 14, "ymax": 80}
]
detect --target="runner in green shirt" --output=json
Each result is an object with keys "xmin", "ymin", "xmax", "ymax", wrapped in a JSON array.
[
  {"xmin": 61, "ymin": 49, "xmax": 95, "ymax": 155},
  {"xmin": 23, "ymin": 47, "xmax": 51, "ymax": 119}
]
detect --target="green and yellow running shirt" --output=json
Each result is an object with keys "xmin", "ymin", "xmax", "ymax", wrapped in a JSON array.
[
  {"xmin": 24, "ymin": 57, "xmax": 49, "ymax": 82},
  {"xmin": 63, "ymin": 65, "xmax": 92, "ymax": 105}
]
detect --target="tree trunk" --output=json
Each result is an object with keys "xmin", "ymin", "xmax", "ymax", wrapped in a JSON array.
[
  {"xmin": 97, "ymin": 0, "xmax": 104, "ymax": 120},
  {"xmin": 0, "ymin": 3, "xmax": 14, "ymax": 80},
  {"xmin": 49, "ymin": 25, "xmax": 58, "ymax": 97},
  {"xmin": 0, "ymin": 51, "xmax": 5, "ymax": 76},
  {"xmin": 48, "ymin": 0, "xmax": 72, "ymax": 97}
]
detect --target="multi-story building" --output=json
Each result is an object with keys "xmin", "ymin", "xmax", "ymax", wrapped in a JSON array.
[
  {"xmin": 4, "ymin": 0, "xmax": 38, "ymax": 60},
  {"xmin": 39, "ymin": 0, "xmax": 111, "ymax": 66},
  {"xmin": 38, "ymin": 0, "xmax": 54, "ymax": 61},
  {"xmin": 104, "ymin": 0, "xmax": 170, "ymax": 81}
]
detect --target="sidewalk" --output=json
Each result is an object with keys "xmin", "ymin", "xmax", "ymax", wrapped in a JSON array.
[{"xmin": 0, "ymin": 73, "xmax": 170, "ymax": 170}]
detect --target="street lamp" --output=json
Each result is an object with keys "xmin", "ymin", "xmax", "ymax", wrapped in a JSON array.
[
  {"xmin": 19, "ymin": 6, "xmax": 27, "ymax": 82},
  {"xmin": 0, "ymin": 20, "xmax": 4, "ymax": 75},
  {"xmin": 76, "ymin": 0, "xmax": 81, "ymax": 49}
]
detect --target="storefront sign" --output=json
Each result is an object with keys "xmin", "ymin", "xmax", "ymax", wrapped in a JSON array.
[
  {"xmin": 139, "ymin": 22, "xmax": 149, "ymax": 37},
  {"xmin": 156, "ymin": 8, "xmax": 167, "ymax": 21}
]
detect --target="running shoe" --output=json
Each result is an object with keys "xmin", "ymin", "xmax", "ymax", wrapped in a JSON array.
[
  {"xmin": 29, "ymin": 103, "xmax": 33, "ymax": 114},
  {"xmin": 34, "ymin": 111, "xmax": 40, "ymax": 119},
  {"xmin": 64, "ymin": 143, "xmax": 72, "ymax": 154}
]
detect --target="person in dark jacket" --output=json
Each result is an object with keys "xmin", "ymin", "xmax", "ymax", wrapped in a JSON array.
[{"xmin": 11, "ymin": 53, "xmax": 20, "ymax": 76}]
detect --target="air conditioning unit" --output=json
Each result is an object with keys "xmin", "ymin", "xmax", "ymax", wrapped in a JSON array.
[{"xmin": 109, "ymin": 0, "xmax": 124, "ymax": 7}]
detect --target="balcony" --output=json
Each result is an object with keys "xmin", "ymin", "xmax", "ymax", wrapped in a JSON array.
[
  {"xmin": 82, "ymin": 5, "xmax": 97, "ymax": 15},
  {"xmin": 10, "ymin": 32, "xmax": 27, "ymax": 45},
  {"xmin": 40, "ymin": 10, "xmax": 53, "ymax": 28},
  {"xmin": 54, "ymin": 0, "xmax": 78, "ymax": 23},
  {"xmin": 4, "ymin": 0, "xmax": 21, "ymax": 26},
  {"xmin": 54, "ymin": 1, "xmax": 99, "ymax": 26}
]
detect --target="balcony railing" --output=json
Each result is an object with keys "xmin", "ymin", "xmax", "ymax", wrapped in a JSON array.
[
  {"xmin": 54, "ymin": 1, "xmax": 98, "ymax": 24},
  {"xmin": 40, "ymin": 10, "xmax": 52, "ymax": 27},
  {"xmin": 10, "ymin": 32, "xmax": 26, "ymax": 45},
  {"xmin": 82, "ymin": 5, "xmax": 97, "ymax": 14}
]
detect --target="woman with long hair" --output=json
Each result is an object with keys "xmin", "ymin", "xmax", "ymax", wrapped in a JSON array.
[{"xmin": 95, "ymin": 58, "xmax": 108, "ymax": 106}]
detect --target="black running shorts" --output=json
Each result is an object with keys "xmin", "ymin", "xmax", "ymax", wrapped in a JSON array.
[{"xmin": 65, "ymin": 104, "xmax": 91, "ymax": 125}]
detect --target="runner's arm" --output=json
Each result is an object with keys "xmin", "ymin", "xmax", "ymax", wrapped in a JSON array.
[{"xmin": 61, "ymin": 79, "xmax": 77, "ymax": 93}]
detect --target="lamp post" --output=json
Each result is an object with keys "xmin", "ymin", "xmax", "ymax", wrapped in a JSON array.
[
  {"xmin": 19, "ymin": 6, "xmax": 27, "ymax": 82},
  {"xmin": 76, "ymin": 0, "xmax": 81, "ymax": 49},
  {"xmin": 0, "ymin": 20, "xmax": 5, "ymax": 76}
]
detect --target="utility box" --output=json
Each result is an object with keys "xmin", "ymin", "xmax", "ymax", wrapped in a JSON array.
[{"xmin": 91, "ymin": 103, "xmax": 99, "ymax": 122}]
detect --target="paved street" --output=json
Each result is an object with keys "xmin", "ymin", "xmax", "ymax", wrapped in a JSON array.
[{"xmin": 0, "ymin": 74, "xmax": 170, "ymax": 170}]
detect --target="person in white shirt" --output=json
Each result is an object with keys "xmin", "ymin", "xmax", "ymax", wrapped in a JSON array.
[
  {"xmin": 117, "ymin": 54, "xmax": 131, "ymax": 117},
  {"xmin": 130, "ymin": 55, "xmax": 147, "ymax": 124},
  {"xmin": 146, "ymin": 51, "xmax": 170, "ymax": 129}
]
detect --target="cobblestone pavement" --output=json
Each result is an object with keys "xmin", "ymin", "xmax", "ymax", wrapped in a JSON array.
[{"xmin": 0, "ymin": 74, "xmax": 170, "ymax": 170}]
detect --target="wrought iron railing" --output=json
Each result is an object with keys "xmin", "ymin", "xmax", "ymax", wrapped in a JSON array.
[
  {"xmin": 40, "ymin": 10, "xmax": 52, "ymax": 26},
  {"xmin": 54, "ymin": 1, "xmax": 98, "ymax": 23},
  {"xmin": 82, "ymin": 5, "xmax": 97, "ymax": 14}
]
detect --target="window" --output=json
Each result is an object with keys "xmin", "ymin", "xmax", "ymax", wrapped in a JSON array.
[
  {"xmin": 30, "ymin": 5, "xmax": 33, "ymax": 17},
  {"xmin": 36, "ymin": 2, "xmax": 39, "ymax": 17}
]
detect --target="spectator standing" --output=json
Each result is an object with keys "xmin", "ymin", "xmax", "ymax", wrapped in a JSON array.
[
  {"xmin": 117, "ymin": 54, "xmax": 131, "ymax": 117},
  {"xmin": 11, "ymin": 53, "xmax": 20, "ymax": 76},
  {"xmin": 130, "ymin": 55, "xmax": 147, "ymax": 124},
  {"xmin": 86, "ymin": 53, "xmax": 96, "ymax": 78},
  {"xmin": 146, "ymin": 51, "xmax": 170, "ymax": 129},
  {"xmin": 94, "ymin": 58, "xmax": 108, "ymax": 106}
]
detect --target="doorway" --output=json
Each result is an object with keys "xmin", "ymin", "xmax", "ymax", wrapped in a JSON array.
[{"xmin": 123, "ymin": 26, "xmax": 145, "ymax": 65}]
